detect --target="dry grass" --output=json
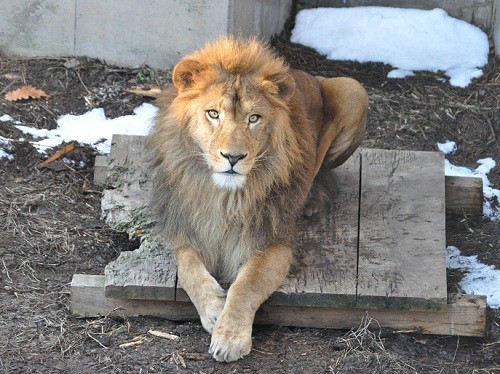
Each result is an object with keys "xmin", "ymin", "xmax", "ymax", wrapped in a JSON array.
[
  {"xmin": 336, "ymin": 314, "xmax": 386, "ymax": 356},
  {"xmin": 330, "ymin": 314, "xmax": 445, "ymax": 374}
]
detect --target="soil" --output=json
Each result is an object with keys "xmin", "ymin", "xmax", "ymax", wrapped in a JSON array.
[{"xmin": 1, "ymin": 28, "xmax": 499, "ymax": 373}]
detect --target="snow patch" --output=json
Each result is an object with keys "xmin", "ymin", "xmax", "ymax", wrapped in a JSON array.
[
  {"xmin": 14, "ymin": 103, "xmax": 157, "ymax": 154},
  {"xmin": 291, "ymin": 7, "xmax": 489, "ymax": 87},
  {"xmin": 1, "ymin": 114, "xmax": 14, "ymax": 122},
  {"xmin": 447, "ymin": 246, "xmax": 500, "ymax": 308},
  {"xmin": 437, "ymin": 140, "xmax": 457, "ymax": 154},
  {"xmin": 0, "ymin": 136, "xmax": 14, "ymax": 160}
]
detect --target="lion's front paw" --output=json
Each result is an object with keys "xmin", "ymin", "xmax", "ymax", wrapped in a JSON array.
[
  {"xmin": 199, "ymin": 294, "xmax": 226, "ymax": 334},
  {"xmin": 209, "ymin": 318, "xmax": 252, "ymax": 362}
]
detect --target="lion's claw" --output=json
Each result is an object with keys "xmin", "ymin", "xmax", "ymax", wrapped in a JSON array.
[{"xmin": 209, "ymin": 329, "xmax": 252, "ymax": 362}]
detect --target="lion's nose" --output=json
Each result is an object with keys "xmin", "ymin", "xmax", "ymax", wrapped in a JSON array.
[{"xmin": 220, "ymin": 152, "xmax": 247, "ymax": 166}]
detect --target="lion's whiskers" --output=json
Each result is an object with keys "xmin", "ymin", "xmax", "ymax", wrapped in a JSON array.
[{"xmin": 253, "ymin": 148, "xmax": 270, "ymax": 167}]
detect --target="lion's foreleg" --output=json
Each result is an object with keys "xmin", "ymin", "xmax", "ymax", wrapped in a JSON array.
[
  {"xmin": 209, "ymin": 245, "xmax": 293, "ymax": 362},
  {"xmin": 175, "ymin": 246, "xmax": 226, "ymax": 334}
]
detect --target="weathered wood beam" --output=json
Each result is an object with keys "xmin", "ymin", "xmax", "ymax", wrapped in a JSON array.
[
  {"xmin": 445, "ymin": 175, "xmax": 483, "ymax": 214},
  {"xmin": 71, "ymin": 274, "xmax": 486, "ymax": 337},
  {"xmin": 93, "ymin": 155, "xmax": 109, "ymax": 186}
]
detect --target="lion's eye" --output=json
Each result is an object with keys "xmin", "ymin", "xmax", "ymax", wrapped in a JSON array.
[
  {"xmin": 206, "ymin": 110, "xmax": 219, "ymax": 120},
  {"xmin": 249, "ymin": 114, "xmax": 260, "ymax": 124}
]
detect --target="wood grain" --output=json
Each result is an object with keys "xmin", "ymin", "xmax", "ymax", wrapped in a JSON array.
[
  {"xmin": 274, "ymin": 152, "xmax": 360, "ymax": 308},
  {"xmin": 93, "ymin": 155, "xmax": 109, "ymax": 186},
  {"xmin": 356, "ymin": 149, "xmax": 447, "ymax": 309},
  {"xmin": 445, "ymin": 175, "xmax": 483, "ymax": 214}
]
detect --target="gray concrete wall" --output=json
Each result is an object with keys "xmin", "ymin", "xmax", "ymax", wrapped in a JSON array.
[
  {"xmin": 1, "ymin": 0, "xmax": 497, "ymax": 66},
  {"xmin": 74, "ymin": 0, "xmax": 230, "ymax": 69},
  {"xmin": 0, "ymin": 0, "xmax": 292, "ymax": 69},
  {"xmin": 0, "ymin": 1, "xmax": 75, "ymax": 57},
  {"xmin": 229, "ymin": 0, "xmax": 292, "ymax": 38}
]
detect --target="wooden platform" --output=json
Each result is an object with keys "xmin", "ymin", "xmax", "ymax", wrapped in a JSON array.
[{"xmin": 71, "ymin": 134, "xmax": 486, "ymax": 337}]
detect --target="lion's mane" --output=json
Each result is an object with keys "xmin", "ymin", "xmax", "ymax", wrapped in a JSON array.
[{"xmin": 147, "ymin": 37, "xmax": 319, "ymax": 283}]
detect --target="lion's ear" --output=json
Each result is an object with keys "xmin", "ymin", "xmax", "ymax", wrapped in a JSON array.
[
  {"xmin": 172, "ymin": 59, "xmax": 205, "ymax": 91},
  {"xmin": 262, "ymin": 73, "xmax": 295, "ymax": 101}
]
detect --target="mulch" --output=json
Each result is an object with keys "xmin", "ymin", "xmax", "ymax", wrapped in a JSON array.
[{"xmin": 0, "ymin": 32, "xmax": 499, "ymax": 373}]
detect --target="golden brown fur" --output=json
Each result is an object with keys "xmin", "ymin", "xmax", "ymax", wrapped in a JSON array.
[{"xmin": 147, "ymin": 36, "xmax": 368, "ymax": 362}]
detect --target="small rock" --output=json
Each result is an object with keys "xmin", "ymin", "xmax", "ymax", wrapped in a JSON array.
[{"xmin": 63, "ymin": 58, "xmax": 81, "ymax": 69}]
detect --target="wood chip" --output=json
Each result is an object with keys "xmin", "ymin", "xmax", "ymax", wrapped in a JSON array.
[
  {"xmin": 123, "ymin": 85, "xmax": 162, "ymax": 98},
  {"xmin": 36, "ymin": 142, "xmax": 76, "ymax": 169},
  {"xmin": 119, "ymin": 340, "xmax": 143, "ymax": 348},
  {"xmin": 148, "ymin": 330, "xmax": 180, "ymax": 340},
  {"xmin": 3, "ymin": 73, "xmax": 21, "ymax": 80},
  {"xmin": 184, "ymin": 352, "xmax": 210, "ymax": 361},
  {"xmin": 171, "ymin": 351, "xmax": 186, "ymax": 368},
  {"xmin": 119, "ymin": 335, "xmax": 144, "ymax": 348}
]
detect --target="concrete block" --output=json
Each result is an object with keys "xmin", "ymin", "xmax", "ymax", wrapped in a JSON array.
[
  {"xmin": 74, "ymin": 0, "xmax": 230, "ymax": 69},
  {"xmin": 0, "ymin": 0, "xmax": 293, "ymax": 68},
  {"xmin": 0, "ymin": 0, "xmax": 75, "ymax": 57}
]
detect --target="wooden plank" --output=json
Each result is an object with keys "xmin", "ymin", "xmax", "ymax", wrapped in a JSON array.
[
  {"xmin": 98, "ymin": 137, "xmax": 459, "ymax": 311},
  {"xmin": 101, "ymin": 134, "xmax": 177, "ymax": 302},
  {"xmin": 272, "ymin": 152, "xmax": 360, "ymax": 308},
  {"xmin": 72, "ymin": 275, "xmax": 486, "ymax": 337},
  {"xmin": 100, "ymin": 134, "xmax": 155, "ymax": 239},
  {"xmin": 108, "ymin": 137, "xmax": 360, "ymax": 308},
  {"xmin": 93, "ymin": 155, "xmax": 109, "ymax": 186},
  {"xmin": 72, "ymin": 274, "xmax": 196, "ymax": 320},
  {"xmin": 357, "ymin": 149, "xmax": 447, "ymax": 309},
  {"xmin": 445, "ymin": 175, "xmax": 483, "ymax": 214},
  {"xmin": 257, "ymin": 294, "xmax": 486, "ymax": 337}
]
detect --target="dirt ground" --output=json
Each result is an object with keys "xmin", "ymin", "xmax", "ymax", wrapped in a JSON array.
[{"xmin": 1, "ymin": 29, "xmax": 499, "ymax": 373}]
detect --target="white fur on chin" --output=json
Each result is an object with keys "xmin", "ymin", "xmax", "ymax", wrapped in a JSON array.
[{"xmin": 212, "ymin": 173, "xmax": 247, "ymax": 190}]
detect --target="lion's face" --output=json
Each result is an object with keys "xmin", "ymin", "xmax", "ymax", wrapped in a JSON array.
[
  {"xmin": 171, "ymin": 55, "xmax": 296, "ymax": 190},
  {"xmin": 189, "ymin": 78, "xmax": 279, "ymax": 189}
]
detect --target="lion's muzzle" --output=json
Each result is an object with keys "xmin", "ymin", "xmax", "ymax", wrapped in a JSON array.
[{"xmin": 220, "ymin": 151, "xmax": 247, "ymax": 167}]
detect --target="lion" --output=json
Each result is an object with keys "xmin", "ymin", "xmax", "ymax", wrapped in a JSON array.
[{"xmin": 147, "ymin": 36, "xmax": 368, "ymax": 362}]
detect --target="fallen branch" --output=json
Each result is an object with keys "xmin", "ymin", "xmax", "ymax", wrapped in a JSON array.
[{"xmin": 37, "ymin": 142, "xmax": 76, "ymax": 169}]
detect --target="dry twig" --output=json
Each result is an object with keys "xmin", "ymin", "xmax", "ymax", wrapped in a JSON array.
[
  {"xmin": 119, "ymin": 336, "xmax": 144, "ymax": 348},
  {"xmin": 123, "ymin": 85, "xmax": 162, "ymax": 98},
  {"xmin": 148, "ymin": 330, "xmax": 180, "ymax": 341},
  {"xmin": 36, "ymin": 142, "xmax": 76, "ymax": 169}
]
